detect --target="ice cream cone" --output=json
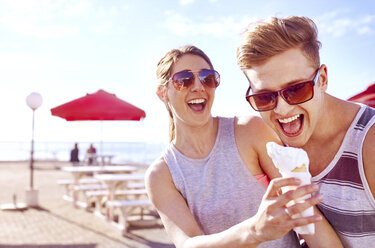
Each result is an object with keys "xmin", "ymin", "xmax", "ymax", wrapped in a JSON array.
[{"xmin": 266, "ymin": 142, "xmax": 315, "ymax": 235}]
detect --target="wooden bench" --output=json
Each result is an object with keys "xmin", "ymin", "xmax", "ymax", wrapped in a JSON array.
[
  {"xmin": 126, "ymin": 182, "xmax": 145, "ymax": 189},
  {"xmin": 73, "ymin": 184, "xmax": 108, "ymax": 191},
  {"xmin": 106, "ymin": 199, "xmax": 153, "ymax": 234},
  {"xmin": 57, "ymin": 178, "xmax": 101, "ymax": 196},
  {"xmin": 57, "ymin": 178, "xmax": 100, "ymax": 185},
  {"xmin": 85, "ymin": 189, "xmax": 148, "ymax": 213},
  {"xmin": 85, "ymin": 188, "xmax": 147, "ymax": 198},
  {"xmin": 57, "ymin": 179, "xmax": 108, "ymax": 209}
]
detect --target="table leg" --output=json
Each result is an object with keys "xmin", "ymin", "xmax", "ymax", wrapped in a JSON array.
[
  {"xmin": 72, "ymin": 172, "xmax": 84, "ymax": 208},
  {"xmin": 106, "ymin": 182, "xmax": 116, "ymax": 220}
]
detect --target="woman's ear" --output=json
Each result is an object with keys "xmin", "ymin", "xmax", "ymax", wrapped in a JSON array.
[{"xmin": 156, "ymin": 85, "xmax": 168, "ymax": 103}]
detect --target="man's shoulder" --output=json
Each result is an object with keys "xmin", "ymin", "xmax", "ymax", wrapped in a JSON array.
[{"xmin": 363, "ymin": 115, "xmax": 375, "ymax": 153}]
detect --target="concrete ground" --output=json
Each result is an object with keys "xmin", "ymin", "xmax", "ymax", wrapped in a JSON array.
[{"xmin": 0, "ymin": 161, "xmax": 174, "ymax": 248}]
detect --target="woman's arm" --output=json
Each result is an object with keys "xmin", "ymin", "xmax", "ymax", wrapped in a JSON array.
[
  {"xmin": 145, "ymin": 157, "xmax": 323, "ymax": 248},
  {"xmin": 235, "ymin": 115, "xmax": 282, "ymax": 180},
  {"xmin": 145, "ymin": 157, "xmax": 258, "ymax": 248}
]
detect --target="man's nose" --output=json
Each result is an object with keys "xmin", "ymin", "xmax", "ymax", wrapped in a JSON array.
[{"xmin": 273, "ymin": 95, "xmax": 294, "ymax": 115}]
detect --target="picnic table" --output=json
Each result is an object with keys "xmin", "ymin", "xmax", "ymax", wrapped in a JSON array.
[
  {"xmin": 60, "ymin": 165, "xmax": 137, "ymax": 207},
  {"xmin": 93, "ymin": 173, "xmax": 152, "ymax": 234}
]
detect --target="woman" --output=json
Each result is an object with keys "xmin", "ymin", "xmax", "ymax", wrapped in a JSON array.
[{"xmin": 145, "ymin": 45, "xmax": 342, "ymax": 247}]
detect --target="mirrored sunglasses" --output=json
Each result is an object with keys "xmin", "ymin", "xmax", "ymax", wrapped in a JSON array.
[{"xmin": 171, "ymin": 69, "xmax": 220, "ymax": 91}]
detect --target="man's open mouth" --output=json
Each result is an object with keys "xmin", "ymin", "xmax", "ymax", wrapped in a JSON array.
[{"xmin": 278, "ymin": 114, "xmax": 303, "ymax": 136}]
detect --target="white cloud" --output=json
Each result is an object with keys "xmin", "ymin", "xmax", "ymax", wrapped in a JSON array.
[
  {"xmin": 362, "ymin": 15, "xmax": 375, "ymax": 24},
  {"xmin": 62, "ymin": 0, "xmax": 92, "ymax": 17},
  {"xmin": 91, "ymin": 22, "xmax": 114, "ymax": 35},
  {"xmin": 122, "ymin": 4, "xmax": 130, "ymax": 11},
  {"xmin": 358, "ymin": 26, "xmax": 373, "ymax": 35},
  {"xmin": 317, "ymin": 10, "xmax": 375, "ymax": 37},
  {"xmin": 0, "ymin": 0, "xmax": 91, "ymax": 38},
  {"xmin": 0, "ymin": 42, "xmax": 22, "ymax": 49},
  {"xmin": 0, "ymin": 0, "xmax": 128, "ymax": 38},
  {"xmin": 163, "ymin": 13, "xmax": 255, "ymax": 37},
  {"xmin": 179, "ymin": 0, "xmax": 195, "ymax": 5}
]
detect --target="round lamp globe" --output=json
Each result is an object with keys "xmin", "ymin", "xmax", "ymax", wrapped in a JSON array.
[{"xmin": 26, "ymin": 92, "xmax": 43, "ymax": 110}]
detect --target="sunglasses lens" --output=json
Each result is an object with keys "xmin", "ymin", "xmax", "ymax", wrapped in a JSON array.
[
  {"xmin": 171, "ymin": 69, "xmax": 220, "ymax": 91},
  {"xmin": 282, "ymin": 81, "xmax": 314, "ymax": 104},
  {"xmin": 248, "ymin": 93, "xmax": 277, "ymax": 111},
  {"xmin": 172, "ymin": 71, "xmax": 194, "ymax": 90},
  {"xmin": 245, "ymin": 70, "xmax": 317, "ymax": 112},
  {"xmin": 199, "ymin": 69, "xmax": 220, "ymax": 88}
]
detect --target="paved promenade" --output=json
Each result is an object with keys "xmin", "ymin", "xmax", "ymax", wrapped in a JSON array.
[{"xmin": 0, "ymin": 161, "xmax": 174, "ymax": 248}]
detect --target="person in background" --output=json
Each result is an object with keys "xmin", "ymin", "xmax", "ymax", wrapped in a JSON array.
[
  {"xmin": 237, "ymin": 15, "xmax": 375, "ymax": 247},
  {"xmin": 145, "ymin": 45, "xmax": 342, "ymax": 247},
  {"xmin": 86, "ymin": 143, "xmax": 97, "ymax": 165},
  {"xmin": 70, "ymin": 142, "xmax": 79, "ymax": 165}
]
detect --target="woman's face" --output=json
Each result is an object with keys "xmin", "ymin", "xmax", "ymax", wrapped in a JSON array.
[{"xmin": 161, "ymin": 54, "xmax": 216, "ymax": 127}]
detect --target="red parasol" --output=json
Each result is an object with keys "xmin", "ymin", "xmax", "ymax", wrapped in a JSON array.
[
  {"xmin": 347, "ymin": 83, "xmax": 375, "ymax": 108},
  {"xmin": 51, "ymin": 90, "xmax": 146, "ymax": 156},
  {"xmin": 51, "ymin": 89, "xmax": 146, "ymax": 121}
]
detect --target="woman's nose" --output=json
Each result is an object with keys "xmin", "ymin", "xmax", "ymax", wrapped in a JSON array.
[{"xmin": 190, "ymin": 75, "xmax": 205, "ymax": 91}]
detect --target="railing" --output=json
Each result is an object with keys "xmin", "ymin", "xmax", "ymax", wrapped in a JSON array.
[{"xmin": 0, "ymin": 141, "xmax": 166, "ymax": 165}]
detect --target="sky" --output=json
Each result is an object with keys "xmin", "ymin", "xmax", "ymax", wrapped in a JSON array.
[{"xmin": 0, "ymin": 0, "xmax": 374, "ymax": 145}]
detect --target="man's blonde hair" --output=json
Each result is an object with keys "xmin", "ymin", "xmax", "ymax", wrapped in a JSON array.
[{"xmin": 237, "ymin": 16, "xmax": 321, "ymax": 70}]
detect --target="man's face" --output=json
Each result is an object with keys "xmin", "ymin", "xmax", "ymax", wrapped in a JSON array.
[{"xmin": 244, "ymin": 48, "xmax": 327, "ymax": 147}]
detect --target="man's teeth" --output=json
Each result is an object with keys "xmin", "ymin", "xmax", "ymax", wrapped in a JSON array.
[
  {"xmin": 188, "ymin": 99, "xmax": 205, "ymax": 104},
  {"xmin": 278, "ymin": 114, "xmax": 300, "ymax": 124}
]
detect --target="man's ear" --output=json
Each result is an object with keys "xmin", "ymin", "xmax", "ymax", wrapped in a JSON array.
[
  {"xmin": 318, "ymin": 64, "xmax": 328, "ymax": 92},
  {"xmin": 156, "ymin": 85, "xmax": 168, "ymax": 103}
]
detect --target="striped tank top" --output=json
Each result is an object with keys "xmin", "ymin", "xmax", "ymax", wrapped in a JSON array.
[
  {"xmin": 163, "ymin": 117, "xmax": 299, "ymax": 247},
  {"xmin": 312, "ymin": 105, "xmax": 375, "ymax": 247}
]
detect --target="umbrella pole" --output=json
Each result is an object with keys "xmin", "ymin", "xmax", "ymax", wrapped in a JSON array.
[{"xmin": 100, "ymin": 120, "xmax": 103, "ymax": 157}]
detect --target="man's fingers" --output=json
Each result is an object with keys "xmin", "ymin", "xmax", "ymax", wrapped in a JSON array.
[{"xmin": 265, "ymin": 177, "xmax": 301, "ymax": 197}]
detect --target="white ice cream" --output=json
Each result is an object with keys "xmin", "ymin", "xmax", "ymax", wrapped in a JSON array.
[{"xmin": 266, "ymin": 142, "xmax": 315, "ymax": 235}]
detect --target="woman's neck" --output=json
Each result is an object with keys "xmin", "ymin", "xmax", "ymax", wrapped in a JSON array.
[{"xmin": 173, "ymin": 117, "xmax": 219, "ymax": 159}]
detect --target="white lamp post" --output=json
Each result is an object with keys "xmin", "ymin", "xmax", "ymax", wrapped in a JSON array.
[{"xmin": 26, "ymin": 92, "xmax": 43, "ymax": 207}]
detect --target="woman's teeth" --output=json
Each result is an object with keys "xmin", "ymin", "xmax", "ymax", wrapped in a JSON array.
[
  {"xmin": 188, "ymin": 98, "xmax": 206, "ymax": 111},
  {"xmin": 188, "ymin": 98, "xmax": 205, "ymax": 104}
]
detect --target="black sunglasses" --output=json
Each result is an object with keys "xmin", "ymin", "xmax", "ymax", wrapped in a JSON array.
[
  {"xmin": 245, "ymin": 68, "xmax": 320, "ymax": 112},
  {"xmin": 170, "ymin": 69, "xmax": 220, "ymax": 91}
]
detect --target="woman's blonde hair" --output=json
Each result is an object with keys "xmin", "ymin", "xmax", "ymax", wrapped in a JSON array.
[
  {"xmin": 237, "ymin": 16, "xmax": 321, "ymax": 70},
  {"xmin": 156, "ymin": 45, "xmax": 214, "ymax": 143}
]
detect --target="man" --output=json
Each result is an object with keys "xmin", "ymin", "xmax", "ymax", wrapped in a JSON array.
[
  {"xmin": 86, "ymin": 143, "xmax": 97, "ymax": 165},
  {"xmin": 70, "ymin": 142, "xmax": 79, "ymax": 164},
  {"xmin": 237, "ymin": 16, "xmax": 375, "ymax": 247}
]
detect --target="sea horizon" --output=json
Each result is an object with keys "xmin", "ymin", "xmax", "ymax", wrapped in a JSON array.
[{"xmin": 0, "ymin": 141, "xmax": 166, "ymax": 165}]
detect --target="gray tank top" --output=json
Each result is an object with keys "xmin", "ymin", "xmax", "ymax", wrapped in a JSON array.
[
  {"xmin": 163, "ymin": 117, "xmax": 299, "ymax": 247},
  {"xmin": 312, "ymin": 106, "xmax": 375, "ymax": 247}
]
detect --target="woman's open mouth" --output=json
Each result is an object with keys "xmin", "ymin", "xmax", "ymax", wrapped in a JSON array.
[{"xmin": 188, "ymin": 98, "xmax": 207, "ymax": 112}]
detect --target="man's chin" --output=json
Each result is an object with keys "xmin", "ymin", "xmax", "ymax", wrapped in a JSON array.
[{"xmin": 280, "ymin": 135, "xmax": 306, "ymax": 148}]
